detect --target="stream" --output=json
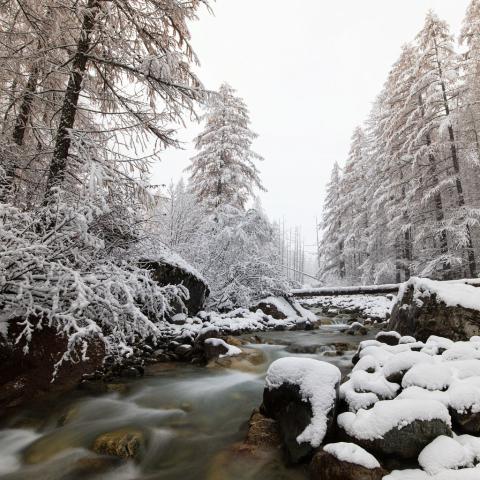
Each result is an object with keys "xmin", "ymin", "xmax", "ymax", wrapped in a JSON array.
[{"xmin": 0, "ymin": 321, "xmax": 369, "ymax": 480}]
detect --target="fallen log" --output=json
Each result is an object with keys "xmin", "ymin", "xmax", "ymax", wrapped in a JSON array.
[{"xmin": 291, "ymin": 284, "xmax": 400, "ymax": 297}]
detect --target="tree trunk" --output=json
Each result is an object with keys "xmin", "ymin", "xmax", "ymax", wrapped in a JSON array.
[
  {"xmin": 0, "ymin": 69, "xmax": 39, "ymax": 202},
  {"xmin": 434, "ymin": 37, "xmax": 477, "ymax": 278},
  {"xmin": 43, "ymin": 0, "xmax": 99, "ymax": 202},
  {"xmin": 418, "ymin": 94, "xmax": 449, "ymax": 276}
]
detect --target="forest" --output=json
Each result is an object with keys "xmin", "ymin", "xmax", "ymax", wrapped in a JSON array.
[{"xmin": 319, "ymin": 6, "xmax": 480, "ymax": 286}]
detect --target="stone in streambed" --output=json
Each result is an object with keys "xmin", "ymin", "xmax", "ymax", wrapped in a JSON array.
[
  {"xmin": 261, "ymin": 357, "xmax": 341, "ymax": 464},
  {"xmin": 310, "ymin": 446, "xmax": 387, "ymax": 480},
  {"xmin": 92, "ymin": 428, "xmax": 146, "ymax": 460}
]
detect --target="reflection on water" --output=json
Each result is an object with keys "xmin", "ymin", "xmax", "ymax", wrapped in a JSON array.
[{"xmin": 0, "ymin": 326, "xmax": 364, "ymax": 480}]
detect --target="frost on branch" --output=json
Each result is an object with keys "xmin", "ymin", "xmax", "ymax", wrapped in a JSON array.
[{"xmin": 0, "ymin": 198, "xmax": 187, "ymax": 374}]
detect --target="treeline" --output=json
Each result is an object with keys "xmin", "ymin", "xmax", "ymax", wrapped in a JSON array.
[{"xmin": 319, "ymin": 4, "xmax": 480, "ymax": 286}]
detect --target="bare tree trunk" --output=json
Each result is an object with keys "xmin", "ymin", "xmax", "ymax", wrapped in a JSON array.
[
  {"xmin": 418, "ymin": 94, "xmax": 449, "ymax": 277},
  {"xmin": 44, "ymin": 0, "xmax": 99, "ymax": 202},
  {"xmin": 0, "ymin": 69, "xmax": 39, "ymax": 202}
]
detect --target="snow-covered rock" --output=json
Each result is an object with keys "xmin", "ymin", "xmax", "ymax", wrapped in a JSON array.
[
  {"xmin": 389, "ymin": 277, "xmax": 480, "ymax": 342},
  {"xmin": 337, "ymin": 399, "xmax": 452, "ymax": 459},
  {"xmin": 262, "ymin": 357, "xmax": 341, "ymax": 463},
  {"xmin": 253, "ymin": 296, "xmax": 315, "ymax": 323},
  {"xmin": 310, "ymin": 443, "xmax": 386, "ymax": 480},
  {"xmin": 376, "ymin": 330, "xmax": 401, "ymax": 346},
  {"xmin": 140, "ymin": 253, "xmax": 209, "ymax": 315},
  {"xmin": 203, "ymin": 338, "xmax": 242, "ymax": 360}
]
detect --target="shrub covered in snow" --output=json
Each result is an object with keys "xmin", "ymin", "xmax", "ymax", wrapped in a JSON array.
[{"xmin": 0, "ymin": 200, "xmax": 188, "ymax": 372}]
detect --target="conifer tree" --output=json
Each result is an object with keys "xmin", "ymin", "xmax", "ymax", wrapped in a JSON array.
[{"xmin": 188, "ymin": 83, "xmax": 265, "ymax": 210}]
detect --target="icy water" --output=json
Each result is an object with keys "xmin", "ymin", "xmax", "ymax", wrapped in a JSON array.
[{"xmin": 0, "ymin": 325, "xmax": 366, "ymax": 480}]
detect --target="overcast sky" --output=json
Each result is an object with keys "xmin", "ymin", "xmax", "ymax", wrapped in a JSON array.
[{"xmin": 151, "ymin": 0, "xmax": 470, "ymax": 252}]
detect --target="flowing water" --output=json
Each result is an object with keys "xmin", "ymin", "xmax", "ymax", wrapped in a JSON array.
[{"xmin": 0, "ymin": 323, "xmax": 366, "ymax": 480}]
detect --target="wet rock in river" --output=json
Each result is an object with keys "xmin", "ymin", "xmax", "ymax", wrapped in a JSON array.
[
  {"xmin": 262, "ymin": 358, "xmax": 341, "ymax": 464},
  {"xmin": 310, "ymin": 446, "xmax": 387, "ymax": 480},
  {"xmin": 92, "ymin": 428, "xmax": 146, "ymax": 460},
  {"xmin": 208, "ymin": 347, "xmax": 266, "ymax": 372},
  {"xmin": 245, "ymin": 409, "xmax": 282, "ymax": 448},
  {"xmin": 62, "ymin": 455, "xmax": 124, "ymax": 480}
]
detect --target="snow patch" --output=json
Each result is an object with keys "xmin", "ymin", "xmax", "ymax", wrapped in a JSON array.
[{"xmin": 323, "ymin": 442, "xmax": 380, "ymax": 469}]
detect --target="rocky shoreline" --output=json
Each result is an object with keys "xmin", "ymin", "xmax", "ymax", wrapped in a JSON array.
[{"xmin": 234, "ymin": 329, "xmax": 480, "ymax": 479}]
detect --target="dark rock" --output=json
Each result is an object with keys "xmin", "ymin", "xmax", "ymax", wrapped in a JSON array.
[
  {"xmin": 346, "ymin": 323, "xmax": 368, "ymax": 336},
  {"xmin": 376, "ymin": 332, "xmax": 400, "ymax": 346},
  {"xmin": 194, "ymin": 327, "xmax": 220, "ymax": 346},
  {"xmin": 310, "ymin": 449, "xmax": 387, "ymax": 480},
  {"xmin": 0, "ymin": 321, "xmax": 105, "ymax": 415},
  {"xmin": 252, "ymin": 299, "xmax": 287, "ymax": 319},
  {"xmin": 139, "ymin": 258, "xmax": 209, "ymax": 316},
  {"xmin": 167, "ymin": 340, "xmax": 181, "ymax": 351},
  {"xmin": 262, "ymin": 381, "xmax": 338, "ymax": 464},
  {"xmin": 287, "ymin": 344, "xmax": 319, "ymax": 354},
  {"xmin": 175, "ymin": 344, "xmax": 193, "ymax": 359},
  {"xmin": 451, "ymin": 409, "xmax": 480, "ymax": 434},
  {"xmin": 204, "ymin": 339, "xmax": 229, "ymax": 360},
  {"xmin": 389, "ymin": 281, "xmax": 480, "ymax": 342},
  {"xmin": 92, "ymin": 429, "xmax": 146, "ymax": 460},
  {"xmin": 245, "ymin": 409, "xmax": 282, "ymax": 448},
  {"xmin": 119, "ymin": 366, "xmax": 143, "ymax": 378},
  {"xmin": 340, "ymin": 419, "xmax": 452, "ymax": 459}
]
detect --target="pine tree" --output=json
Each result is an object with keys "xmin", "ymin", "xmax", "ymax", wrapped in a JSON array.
[
  {"xmin": 318, "ymin": 162, "xmax": 346, "ymax": 283},
  {"xmin": 188, "ymin": 83, "xmax": 265, "ymax": 210}
]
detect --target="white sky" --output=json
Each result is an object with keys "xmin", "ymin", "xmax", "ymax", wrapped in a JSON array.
[{"xmin": 151, "ymin": 0, "xmax": 470, "ymax": 253}]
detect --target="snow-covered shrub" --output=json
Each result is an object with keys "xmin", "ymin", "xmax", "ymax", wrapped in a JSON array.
[
  {"xmin": 186, "ymin": 204, "xmax": 289, "ymax": 310},
  {"xmin": 0, "ymin": 198, "xmax": 187, "ymax": 372}
]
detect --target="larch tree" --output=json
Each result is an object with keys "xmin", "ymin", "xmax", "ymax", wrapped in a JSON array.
[
  {"xmin": 187, "ymin": 82, "xmax": 265, "ymax": 210},
  {"xmin": 318, "ymin": 161, "xmax": 346, "ymax": 283},
  {"xmin": 413, "ymin": 11, "xmax": 477, "ymax": 277}
]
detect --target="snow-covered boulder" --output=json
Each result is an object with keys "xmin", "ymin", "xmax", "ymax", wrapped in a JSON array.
[
  {"xmin": 382, "ymin": 351, "xmax": 434, "ymax": 384},
  {"xmin": 384, "ymin": 435, "xmax": 480, "ymax": 479},
  {"xmin": 261, "ymin": 357, "xmax": 341, "ymax": 463},
  {"xmin": 310, "ymin": 443, "xmax": 387, "ymax": 480},
  {"xmin": 252, "ymin": 296, "xmax": 316, "ymax": 325},
  {"xmin": 340, "ymin": 370, "xmax": 399, "ymax": 412},
  {"xmin": 139, "ymin": 252, "xmax": 209, "ymax": 316},
  {"xmin": 376, "ymin": 331, "xmax": 401, "ymax": 346},
  {"xmin": 203, "ymin": 338, "xmax": 241, "ymax": 360},
  {"xmin": 337, "ymin": 399, "xmax": 452, "ymax": 459},
  {"xmin": 389, "ymin": 278, "xmax": 480, "ymax": 342}
]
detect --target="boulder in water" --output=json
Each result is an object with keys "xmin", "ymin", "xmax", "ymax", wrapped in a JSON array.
[
  {"xmin": 261, "ymin": 357, "xmax": 341, "ymax": 464},
  {"xmin": 92, "ymin": 428, "xmax": 145, "ymax": 460},
  {"xmin": 310, "ymin": 444, "xmax": 387, "ymax": 480}
]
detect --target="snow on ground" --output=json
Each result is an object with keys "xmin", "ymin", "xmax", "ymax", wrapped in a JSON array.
[
  {"xmin": 266, "ymin": 357, "xmax": 341, "ymax": 447},
  {"xmin": 323, "ymin": 442, "xmax": 380, "ymax": 469},
  {"xmin": 161, "ymin": 304, "xmax": 314, "ymax": 342},
  {"xmin": 300, "ymin": 294, "xmax": 395, "ymax": 320}
]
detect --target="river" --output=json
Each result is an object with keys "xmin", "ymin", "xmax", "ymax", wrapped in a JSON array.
[{"xmin": 0, "ymin": 322, "xmax": 367, "ymax": 480}]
